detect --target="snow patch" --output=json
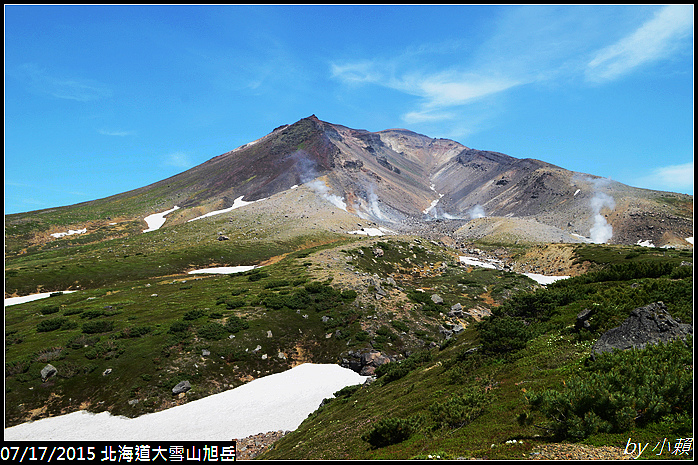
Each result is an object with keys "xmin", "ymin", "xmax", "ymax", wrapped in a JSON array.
[
  {"xmin": 51, "ymin": 228, "xmax": 87, "ymax": 238},
  {"xmin": 522, "ymin": 273, "xmax": 570, "ymax": 285},
  {"xmin": 187, "ymin": 196, "xmax": 261, "ymax": 222},
  {"xmin": 143, "ymin": 206, "xmax": 180, "ymax": 232},
  {"xmin": 347, "ymin": 227, "xmax": 394, "ymax": 237},
  {"xmin": 459, "ymin": 256, "xmax": 499, "ymax": 270},
  {"xmin": 636, "ymin": 239, "xmax": 655, "ymax": 248},
  {"xmin": 5, "ymin": 291, "xmax": 77, "ymax": 307},
  {"xmin": 3, "ymin": 363, "xmax": 367, "ymax": 441},
  {"xmin": 459, "ymin": 256, "xmax": 569, "ymax": 285},
  {"xmin": 188, "ymin": 266, "xmax": 258, "ymax": 275},
  {"xmin": 685, "ymin": 237, "xmax": 693, "ymax": 245}
]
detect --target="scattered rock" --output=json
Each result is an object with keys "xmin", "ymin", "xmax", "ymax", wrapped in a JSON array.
[
  {"xmin": 341, "ymin": 350, "xmax": 392, "ymax": 375},
  {"xmin": 40, "ymin": 364, "xmax": 57, "ymax": 382},
  {"xmin": 267, "ymin": 330, "xmax": 273, "ymax": 338},
  {"xmin": 202, "ymin": 349, "xmax": 210, "ymax": 357},
  {"xmin": 575, "ymin": 308, "xmax": 594, "ymax": 331},
  {"xmin": 431, "ymin": 294, "xmax": 443, "ymax": 304},
  {"xmin": 102, "ymin": 368, "xmax": 113, "ymax": 376},
  {"xmin": 172, "ymin": 380, "xmax": 191, "ymax": 395},
  {"xmin": 592, "ymin": 302, "xmax": 692, "ymax": 358},
  {"xmin": 217, "ymin": 235, "xmax": 229, "ymax": 241},
  {"xmin": 234, "ymin": 430, "xmax": 290, "ymax": 460}
]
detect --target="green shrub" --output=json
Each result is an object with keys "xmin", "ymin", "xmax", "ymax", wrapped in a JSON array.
[
  {"xmin": 183, "ymin": 309, "xmax": 207, "ymax": 320},
  {"xmin": 429, "ymin": 387, "xmax": 490, "ymax": 428},
  {"xmin": 198, "ymin": 322, "xmax": 227, "ymax": 340},
  {"xmin": 224, "ymin": 315, "xmax": 249, "ymax": 333},
  {"xmin": 361, "ymin": 416, "xmax": 422, "ymax": 448},
  {"xmin": 375, "ymin": 350, "xmax": 432, "ymax": 384},
  {"xmin": 37, "ymin": 317, "xmax": 68, "ymax": 332},
  {"xmin": 168, "ymin": 321, "xmax": 190, "ymax": 334},
  {"xmin": 264, "ymin": 279, "xmax": 290, "ymax": 289},
  {"xmin": 477, "ymin": 315, "xmax": 532, "ymax": 354},
  {"xmin": 334, "ymin": 384, "xmax": 361, "ymax": 399},
  {"xmin": 40, "ymin": 305, "xmax": 60, "ymax": 315},
  {"xmin": 391, "ymin": 320, "xmax": 410, "ymax": 333},
  {"xmin": 80, "ymin": 309, "xmax": 105, "ymax": 319},
  {"xmin": 247, "ymin": 270, "xmax": 269, "ymax": 282},
  {"xmin": 224, "ymin": 297, "xmax": 246, "ymax": 309},
  {"xmin": 82, "ymin": 320, "xmax": 115, "ymax": 334},
  {"xmin": 523, "ymin": 335, "xmax": 693, "ymax": 439}
]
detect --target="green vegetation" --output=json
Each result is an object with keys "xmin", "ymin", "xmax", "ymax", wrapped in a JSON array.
[
  {"xmin": 4, "ymin": 210, "xmax": 693, "ymax": 460},
  {"xmin": 261, "ymin": 244, "xmax": 692, "ymax": 460},
  {"xmin": 521, "ymin": 336, "xmax": 692, "ymax": 439}
]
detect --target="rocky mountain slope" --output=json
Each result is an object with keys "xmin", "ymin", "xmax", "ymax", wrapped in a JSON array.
[{"xmin": 5, "ymin": 115, "xmax": 692, "ymax": 255}]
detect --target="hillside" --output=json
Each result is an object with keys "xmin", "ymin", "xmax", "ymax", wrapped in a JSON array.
[
  {"xmin": 4, "ymin": 116, "xmax": 693, "ymax": 269},
  {"xmin": 4, "ymin": 115, "xmax": 693, "ymax": 458}
]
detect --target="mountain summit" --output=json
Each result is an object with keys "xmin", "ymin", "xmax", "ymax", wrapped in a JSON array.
[{"xmin": 7, "ymin": 116, "xmax": 693, "ymax": 247}]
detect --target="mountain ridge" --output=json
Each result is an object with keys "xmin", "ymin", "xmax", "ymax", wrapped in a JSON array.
[{"xmin": 5, "ymin": 115, "xmax": 693, "ymax": 249}]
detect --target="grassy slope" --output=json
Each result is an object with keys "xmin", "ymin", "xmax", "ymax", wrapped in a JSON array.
[
  {"xmin": 261, "ymin": 245, "xmax": 693, "ymax": 460},
  {"xmin": 4, "ymin": 207, "xmax": 693, "ymax": 458}
]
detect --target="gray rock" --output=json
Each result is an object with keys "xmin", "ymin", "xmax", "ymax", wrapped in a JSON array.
[
  {"xmin": 431, "ymin": 294, "xmax": 443, "ymax": 304},
  {"xmin": 172, "ymin": 380, "xmax": 191, "ymax": 395},
  {"xmin": 575, "ymin": 308, "xmax": 594, "ymax": 330},
  {"xmin": 41, "ymin": 364, "xmax": 57, "ymax": 382},
  {"xmin": 202, "ymin": 349, "xmax": 210, "ymax": 357},
  {"xmin": 592, "ymin": 302, "xmax": 692, "ymax": 358},
  {"xmin": 452, "ymin": 324, "xmax": 465, "ymax": 334}
]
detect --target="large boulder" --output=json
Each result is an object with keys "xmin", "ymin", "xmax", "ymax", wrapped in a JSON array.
[
  {"xmin": 41, "ymin": 364, "xmax": 57, "ymax": 382},
  {"xmin": 592, "ymin": 302, "xmax": 692, "ymax": 358},
  {"xmin": 341, "ymin": 350, "xmax": 393, "ymax": 375}
]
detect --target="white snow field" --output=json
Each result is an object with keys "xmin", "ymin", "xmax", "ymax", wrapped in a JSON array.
[
  {"xmin": 188, "ymin": 266, "xmax": 258, "ymax": 275},
  {"xmin": 4, "ymin": 290, "xmax": 77, "ymax": 307},
  {"xmin": 4, "ymin": 363, "xmax": 367, "ymax": 441},
  {"xmin": 142, "ymin": 206, "xmax": 180, "ymax": 233}
]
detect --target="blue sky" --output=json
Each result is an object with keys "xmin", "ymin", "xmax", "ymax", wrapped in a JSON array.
[{"xmin": 4, "ymin": 5, "xmax": 694, "ymax": 214}]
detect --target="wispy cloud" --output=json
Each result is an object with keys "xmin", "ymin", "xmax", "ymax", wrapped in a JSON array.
[
  {"xmin": 586, "ymin": 5, "xmax": 694, "ymax": 82},
  {"xmin": 634, "ymin": 162, "xmax": 694, "ymax": 194},
  {"xmin": 329, "ymin": 5, "xmax": 692, "ymax": 138},
  {"xmin": 163, "ymin": 152, "xmax": 194, "ymax": 170},
  {"xmin": 14, "ymin": 63, "xmax": 112, "ymax": 102},
  {"xmin": 331, "ymin": 60, "xmax": 521, "ymax": 128},
  {"xmin": 98, "ymin": 129, "xmax": 136, "ymax": 137}
]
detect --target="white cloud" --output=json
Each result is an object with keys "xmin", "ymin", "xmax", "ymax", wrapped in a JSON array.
[
  {"xmin": 634, "ymin": 162, "xmax": 694, "ymax": 194},
  {"xmin": 586, "ymin": 5, "xmax": 694, "ymax": 82},
  {"xmin": 98, "ymin": 129, "xmax": 136, "ymax": 137},
  {"xmin": 15, "ymin": 63, "xmax": 112, "ymax": 102},
  {"xmin": 163, "ymin": 152, "xmax": 193, "ymax": 169}
]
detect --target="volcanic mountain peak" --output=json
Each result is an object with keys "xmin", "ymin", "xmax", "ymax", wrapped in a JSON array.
[{"xmin": 7, "ymin": 115, "xmax": 693, "ymax": 248}]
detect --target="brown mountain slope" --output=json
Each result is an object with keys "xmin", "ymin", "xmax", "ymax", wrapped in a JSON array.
[{"xmin": 5, "ymin": 115, "xmax": 693, "ymax": 248}]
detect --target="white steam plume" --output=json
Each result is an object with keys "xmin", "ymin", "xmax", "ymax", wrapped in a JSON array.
[
  {"xmin": 588, "ymin": 178, "xmax": 615, "ymax": 243},
  {"xmin": 307, "ymin": 180, "xmax": 347, "ymax": 211},
  {"xmin": 468, "ymin": 205, "xmax": 486, "ymax": 219},
  {"xmin": 367, "ymin": 189, "xmax": 386, "ymax": 220}
]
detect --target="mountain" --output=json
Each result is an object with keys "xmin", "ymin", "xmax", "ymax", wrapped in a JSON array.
[
  {"xmin": 8, "ymin": 115, "xmax": 691, "ymax": 249},
  {"xmin": 4, "ymin": 116, "xmax": 692, "ymax": 453}
]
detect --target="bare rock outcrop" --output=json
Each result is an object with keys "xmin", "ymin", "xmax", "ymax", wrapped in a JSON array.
[{"xmin": 591, "ymin": 302, "xmax": 692, "ymax": 358}]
